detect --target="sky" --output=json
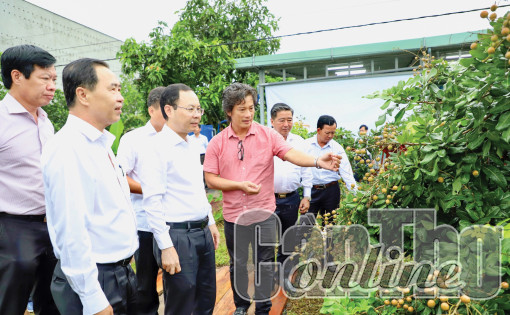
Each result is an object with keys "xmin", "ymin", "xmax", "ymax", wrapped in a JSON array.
[{"xmin": 26, "ymin": 0, "xmax": 505, "ymax": 54}]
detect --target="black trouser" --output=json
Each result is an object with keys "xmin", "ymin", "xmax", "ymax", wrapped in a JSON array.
[
  {"xmin": 0, "ymin": 214, "xmax": 59, "ymax": 315},
  {"xmin": 51, "ymin": 259, "xmax": 138, "ymax": 315},
  {"xmin": 154, "ymin": 225, "xmax": 216, "ymax": 315},
  {"xmin": 135, "ymin": 230, "xmax": 160, "ymax": 315},
  {"xmin": 309, "ymin": 181, "xmax": 341, "ymax": 216},
  {"xmin": 224, "ymin": 216, "xmax": 277, "ymax": 315},
  {"xmin": 274, "ymin": 191, "xmax": 300, "ymax": 283}
]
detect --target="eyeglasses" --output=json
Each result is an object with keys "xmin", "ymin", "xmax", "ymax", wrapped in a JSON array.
[
  {"xmin": 238, "ymin": 140, "xmax": 244, "ymax": 161},
  {"xmin": 176, "ymin": 106, "xmax": 204, "ymax": 115}
]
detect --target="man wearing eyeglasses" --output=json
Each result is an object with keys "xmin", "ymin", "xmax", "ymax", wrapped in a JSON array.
[
  {"xmin": 203, "ymin": 83, "xmax": 341, "ymax": 315},
  {"xmin": 139, "ymin": 83, "xmax": 220, "ymax": 315}
]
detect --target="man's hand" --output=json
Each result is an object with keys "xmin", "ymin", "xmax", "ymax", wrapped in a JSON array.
[
  {"xmin": 161, "ymin": 247, "xmax": 181, "ymax": 275},
  {"xmin": 240, "ymin": 181, "xmax": 261, "ymax": 195},
  {"xmin": 299, "ymin": 198, "xmax": 310, "ymax": 214},
  {"xmin": 318, "ymin": 153, "xmax": 342, "ymax": 171},
  {"xmin": 95, "ymin": 305, "xmax": 113, "ymax": 315},
  {"xmin": 209, "ymin": 224, "xmax": 221, "ymax": 250}
]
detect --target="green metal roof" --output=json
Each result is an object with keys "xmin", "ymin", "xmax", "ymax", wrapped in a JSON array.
[{"xmin": 234, "ymin": 30, "xmax": 485, "ymax": 70}]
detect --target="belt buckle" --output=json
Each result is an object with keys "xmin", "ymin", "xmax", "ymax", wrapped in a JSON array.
[
  {"xmin": 316, "ymin": 184, "xmax": 326, "ymax": 190},
  {"xmin": 277, "ymin": 193, "xmax": 286, "ymax": 198}
]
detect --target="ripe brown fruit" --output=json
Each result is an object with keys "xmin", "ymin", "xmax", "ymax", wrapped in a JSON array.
[
  {"xmin": 406, "ymin": 296, "xmax": 412, "ymax": 302},
  {"xmin": 470, "ymin": 42, "xmax": 478, "ymax": 50},
  {"xmin": 502, "ymin": 281, "xmax": 509, "ymax": 289},
  {"xmin": 437, "ymin": 177, "xmax": 444, "ymax": 183},
  {"xmin": 490, "ymin": 12, "xmax": 497, "ymax": 21},
  {"xmin": 407, "ymin": 306, "xmax": 414, "ymax": 312},
  {"xmin": 392, "ymin": 185, "xmax": 398, "ymax": 191},
  {"xmin": 506, "ymin": 51, "xmax": 510, "ymax": 59},
  {"xmin": 391, "ymin": 299, "xmax": 398, "ymax": 306},
  {"xmin": 507, "ymin": 34, "xmax": 510, "ymax": 41},
  {"xmin": 439, "ymin": 296, "xmax": 448, "ymax": 302},
  {"xmin": 460, "ymin": 295, "xmax": 471, "ymax": 303},
  {"xmin": 491, "ymin": 34, "xmax": 499, "ymax": 42},
  {"xmin": 372, "ymin": 195, "xmax": 378, "ymax": 201},
  {"xmin": 491, "ymin": 4, "xmax": 498, "ymax": 11},
  {"xmin": 481, "ymin": 10, "xmax": 489, "ymax": 18},
  {"xmin": 427, "ymin": 299, "xmax": 436, "ymax": 308},
  {"xmin": 386, "ymin": 199, "xmax": 391, "ymax": 205},
  {"xmin": 384, "ymin": 299, "xmax": 390, "ymax": 305},
  {"xmin": 440, "ymin": 302, "xmax": 449, "ymax": 311},
  {"xmin": 472, "ymin": 170, "xmax": 480, "ymax": 176},
  {"xmin": 503, "ymin": 27, "xmax": 510, "ymax": 36},
  {"xmin": 488, "ymin": 47, "xmax": 496, "ymax": 54}
]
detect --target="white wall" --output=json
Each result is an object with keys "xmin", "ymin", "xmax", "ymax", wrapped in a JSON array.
[
  {"xmin": 265, "ymin": 73, "xmax": 411, "ymax": 133},
  {"xmin": 0, "ymin": 0, "xmax": 123, "ymax": 89}
]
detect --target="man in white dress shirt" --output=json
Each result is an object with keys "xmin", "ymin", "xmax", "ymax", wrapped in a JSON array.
[
  {"xmin": 270, "ymin": 103, "xmax": 313, "ymax": 285},
  {"xmin": 116, "ymin": 86, "xmax": 166, "ymax": 315},
  {"xmin": 41, "ymin": 58, "xmax": 139, "ymax": 315},
  {"xmin": 187, "ymin": 124, "xmax": 209, "ymax": 158},
  {"xmin": 0, "ymin": 45, "xmax": 60, "ymax": 315},
  {"xmin": 140, "ymin": 83, "xmax": 220, "ymax": 315},
  {"xmin": 304, "ymin": 115, "xmax": 357, "ymax": 216}
]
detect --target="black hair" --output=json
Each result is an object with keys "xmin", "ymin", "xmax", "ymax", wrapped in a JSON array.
[
  {"xmin": 222, "ymin": 83, "xmax": 257, "ymax": 122},
  {"xmin": 62, "ymin": 58, "xmax": 109, "ymax": 108},
  {"xmin": 159, "ymin": 83, "xmax": 192, "ymax": 120},
  {"xmin": 147, "ymin": 86, "xmax": 165, "ymax": 108},
  {"xmin": 1, "ymin": 45, "xmax": 56, "ymax": 89},
  {"xmin": 270, "ymin": 103, "xmax": 294, "ymax": 119},
  {"xmin": 317, "ymin": 115, "xmax": 337, "ymax": 129},
  {"xmin": 359, "ymin": 124, "xmax": 368, "ymax": 131}
]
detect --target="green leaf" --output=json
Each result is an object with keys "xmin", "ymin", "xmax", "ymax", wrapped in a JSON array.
[
  {"xmin": 420, "ymin": 152, "xmax": 437, "ymax": 165},
  {"xmin": 109, "ymin": 119, "xmax": 125, "ymax": 154},
  {"xmin": 503, "ymin": 127, "xmax": 510, "ymax": 143},
  {"xmin": 482, "ymin": 140, "xmax": 491, "ymax": 157},
  {"xmin": 496, "ymin": 111, "xmax": 510, "ymax": 131},
  {"xmin": 452, "ymin": 178, "xmax": 462, "ymax": 195},
  {"xmin": 483, "ymin": 165, "xmax": 508, "ymax": 188},
  {"xmin": 467, "ymin": 134, "xmax": 485, "ymax": 150},
  {"xmin": 394, "ymin": 108, "xmax": 406, "ymax": 123},
  {"xmin": 375, "ymin": 114, "xmax": 386, "ymax": 127},
  {"xmin": 459, "ymin": 57, "xmax": 474, "ymax": 67},
  {"xmin": 380, "ymin": 99, "xmax": 391, "ymax": 110}
]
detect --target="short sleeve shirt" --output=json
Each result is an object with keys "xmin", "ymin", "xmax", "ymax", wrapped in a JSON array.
[{"xmin": 203, "ymin": 122, "xmax": 292, "ymax": 224}]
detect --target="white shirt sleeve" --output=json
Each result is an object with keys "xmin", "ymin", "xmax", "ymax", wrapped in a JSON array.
[
  {"xmin": 337, "ymin": 144, "xmax": 357, "ymax": 191},
  {"xmin": 43, "ymin": 146, "xmax": 109, "ymax": 315},
  {"xmin": 116, "ymin": 133, "xmax": 135, "ymax": 174},
  {"xmin": 139, "ymin": 142, "xmax": 172, "ymax": 249}
]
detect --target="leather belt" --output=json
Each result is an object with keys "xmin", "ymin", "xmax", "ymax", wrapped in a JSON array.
[
  {"xmin": 274, "ymin": 190, "xmax": 297, "ymax": 199},
  {"xmin": 166, "ymin": 217, "xmax": 209, "ymax": 229},
  {"xmin": 98, "ymin": 256, "xmax": 133, "ymax": 267},
  {"xmin": 312, "ymin": 181, "xmax": 338, "ymax": 190},
  {"xmin": 0, "ymin": 212, "xmax": 46, "ymax": 222}
]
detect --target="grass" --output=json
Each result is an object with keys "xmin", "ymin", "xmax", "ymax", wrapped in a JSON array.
[
  {"xmin": 215, "ymin": 224, "xmax": 230, "ymax": 267},
  {"xmin": 284, "ymin": 297, "xmax": 323, "ymax": 314}
]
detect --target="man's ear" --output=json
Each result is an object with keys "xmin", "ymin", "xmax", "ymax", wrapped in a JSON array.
[
  {"xmin": 75, "ymin": 87, "xmax": 88, "ymax": 106},
  {"xmin": 10, "ymin": 69, "xmax": 22, "ymax": 86},
  {"xmin": 164, "ymin": 104, "xmax": 173, "ymax": 118}
]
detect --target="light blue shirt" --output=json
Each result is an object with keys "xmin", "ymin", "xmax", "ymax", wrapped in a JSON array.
[{"xmin": 303, "ymin": 135, "xmax": 357, "ymax": 191}]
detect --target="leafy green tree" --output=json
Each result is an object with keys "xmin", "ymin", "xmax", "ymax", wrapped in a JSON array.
[{"xmin": 118, "ymin": 0, "xmax": 280, "ymax": 125}]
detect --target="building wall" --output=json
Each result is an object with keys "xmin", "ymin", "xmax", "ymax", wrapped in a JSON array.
[{"xmin": 0, "ymin": 0, "xmax": 123, "ymax": 88}]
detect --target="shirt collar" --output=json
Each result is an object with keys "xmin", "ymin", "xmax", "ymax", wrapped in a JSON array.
[
  {"xmin": 226, "ymin": 121, "xmax": 259, "ymax": 139},
  {"xmin": 67, "ymin": 114, "xmax": 116, "ymax": 147},
  {"xmin": 4, "ymin": 93, "xmax": 49, "ymax": 119},
  {"xmin": 312, "ymin": 135, "xmax": 331, "ymax": 148},
  {"xmin": 161, "ymin": 124, "xmax": 187, "ymax": 147},
  {"xmin": 144, "ymin": 121, "xmax": 158, "ymax": 135}
]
